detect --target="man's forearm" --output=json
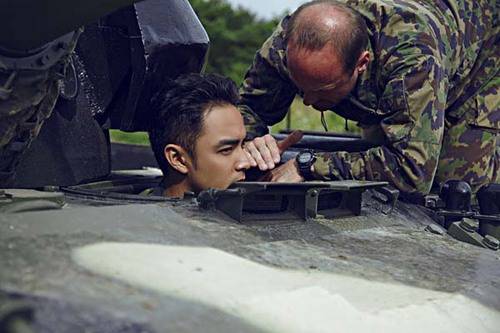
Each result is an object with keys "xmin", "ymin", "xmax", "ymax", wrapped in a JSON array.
[
  {"xmin": 0, "ymin": 0, "xmax": 143, "ymax": 51},
  {"xmin": 312, "ymin": 142, "xmax": 440, "ymax": 196},
  {"xmin": 238, "ymin": 105, "xmax": 270, "ymax": 139}
]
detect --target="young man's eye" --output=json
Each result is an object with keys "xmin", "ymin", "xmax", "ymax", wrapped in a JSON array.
[{"xmin": 219, "ymin": 147, "xmax": 233, "ymax": 155}]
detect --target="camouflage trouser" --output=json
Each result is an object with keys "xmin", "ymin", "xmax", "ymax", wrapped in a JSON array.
[
  {"xmin": 0, "ymin": 31, "xmax": 80, "ymax": 187},
  {"xmin": 0, "ymin": 68, "xmax": 62, "ymax": 186},
  {"xmin": 436, "ymin": 73, "xmax": 500, "ymax": 194}
]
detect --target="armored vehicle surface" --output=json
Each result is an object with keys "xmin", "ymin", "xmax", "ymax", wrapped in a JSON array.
[{"xmin": 1, "ymin": 1, "xmax": 499, "ymax": 332}]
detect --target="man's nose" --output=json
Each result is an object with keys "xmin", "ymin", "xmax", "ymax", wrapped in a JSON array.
[
  {"xmin": 236, "ymin": 150, "xmax": 251, "ymax": 171},
  {"xmin": 303, "ymin": 92, "xmax": 317, "ymax": 106}
]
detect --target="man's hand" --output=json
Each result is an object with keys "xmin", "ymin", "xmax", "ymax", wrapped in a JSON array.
[
  {"xmin": 244, "ymin": 130, "xmax": 303, "ymax": 170},
  {"xmin": 259, "ymin": 159, "xmax": 304, "ymax": 182}
]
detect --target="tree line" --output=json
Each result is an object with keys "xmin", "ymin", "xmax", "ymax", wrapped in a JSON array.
[{"xmin": 190, "ymin": 0, "xmax": 283, "ymax": 84}]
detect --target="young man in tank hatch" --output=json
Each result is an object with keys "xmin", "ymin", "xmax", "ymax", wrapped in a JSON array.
[{"xmin": 147, "ymin": 73, "xmax": 251, "ymax": 198}]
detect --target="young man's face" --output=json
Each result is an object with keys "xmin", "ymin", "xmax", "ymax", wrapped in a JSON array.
[{"xmin": 185, "ymin": 104, "xmax": 250, "ymax": 193}]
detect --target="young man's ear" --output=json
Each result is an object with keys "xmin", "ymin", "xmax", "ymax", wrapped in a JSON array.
[
  {"xmin": 356, "ymin": 50, "xmax": 370, "ymax": 74},
  {"xmin": 164, "ymin": 144, "xmax": 190, "ymax": 174}
]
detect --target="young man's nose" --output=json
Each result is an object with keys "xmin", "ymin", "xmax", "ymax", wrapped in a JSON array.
[{"xmin": 235, "ymin": 150, "xmax": 251, "ymax": 171}]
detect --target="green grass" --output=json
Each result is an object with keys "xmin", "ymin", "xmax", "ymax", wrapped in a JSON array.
[
  {"xmin": 110, "ymin": 98, "xmax": 360, "ymax": 145},
  {"xmin": 110, "ymin": 130, "xmax": 150, "ymax": 145},
  {"xmin": 271, "ymin": 98, "xmax": 360, "ymax": 134}
]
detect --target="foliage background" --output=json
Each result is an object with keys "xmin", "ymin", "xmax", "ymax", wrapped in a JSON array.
[{"xmin": 111, "ymin": 0, "xmax": 357, "ymax": 145}]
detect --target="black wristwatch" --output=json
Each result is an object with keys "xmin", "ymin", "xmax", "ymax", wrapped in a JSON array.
[{"xmin": 295, "ymin": 149, "xmax": 316, "ymax": 179}]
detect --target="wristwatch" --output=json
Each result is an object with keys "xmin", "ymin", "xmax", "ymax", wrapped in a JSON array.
[{"xmin": 295, "ymin": 149, "xmax": 316, "ymax": 180}]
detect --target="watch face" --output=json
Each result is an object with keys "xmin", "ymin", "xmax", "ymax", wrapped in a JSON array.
[{"xmin": 298, "ymin": 152, "xmax": 313, "ymax": 163}]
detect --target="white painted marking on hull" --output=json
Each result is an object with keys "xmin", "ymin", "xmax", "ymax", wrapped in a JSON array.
[{"xmin": 73, "ymin": 243, "xmax": 500, "ymax": 333}]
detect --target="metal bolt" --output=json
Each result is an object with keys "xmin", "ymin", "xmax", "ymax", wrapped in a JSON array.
[
  {"xmin": 425, "ymin": 197, "xmax": 436, "ymax": 208},
  {"xmin": 310, "ymin": 190, "xmax": 318, "ymax": 197},
  {"xmin": 459, "ymin": 218, "xmax": 478, "ymax": 233},
  {"xmin": 483, "ymin": 235, "xmax": 500, "ymax": 250},
  {"xmin": 424, "ymin": 194, "xmax": 442, "ymax": 209}
]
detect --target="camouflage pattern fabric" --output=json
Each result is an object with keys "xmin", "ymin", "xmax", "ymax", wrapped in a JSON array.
[
  {"xmin": 240, "ymin": 0, "xmax": 499, "ymax": 197},
  {"xmin": 0, "ymin": 30, "xmax": 81, "ymax": 186},
  {"xmin": 436, "ymin": 75, "xmax": 500, "ymax": 191}
]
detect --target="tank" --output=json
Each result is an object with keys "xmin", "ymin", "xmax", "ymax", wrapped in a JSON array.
[{"xmin": 0, "ymin": 1, "xmax": 499, "ymax": 332}]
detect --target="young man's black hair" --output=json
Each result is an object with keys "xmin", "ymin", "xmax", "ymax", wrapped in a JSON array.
[{"xmin": 148, "ymin": 73, "xmax": 249, "ymax": 197}]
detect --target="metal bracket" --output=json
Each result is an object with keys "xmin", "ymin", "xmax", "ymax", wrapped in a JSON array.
[
  {"xmin": 0, "ymin": 189, "xmax": 65, "ymax": 213},
  {"xmin": 198, "ymin": 180, "xmax": 388, "ymax": 223},
  {"xmin": 447, "ymin": 218, "xmax": 499, "ymax": 251},
  {"xmin": 371, "ymin": 186, "xmax": 399, "ymax": 214}
]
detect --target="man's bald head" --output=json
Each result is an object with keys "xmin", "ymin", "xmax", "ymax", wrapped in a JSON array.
[{"xmin": 285, "ymin": 0, "xmax": 368, "ymax": 75}]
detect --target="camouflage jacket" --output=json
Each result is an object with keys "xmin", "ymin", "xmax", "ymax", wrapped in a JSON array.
[{"xmin": 240, "ymin": 0, "xmax": 499, "ymax": 196}]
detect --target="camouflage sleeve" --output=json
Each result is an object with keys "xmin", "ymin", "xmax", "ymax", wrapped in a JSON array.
[
  {"xmin": 239, "ymin": 19, "xmax": 298, "ymax": 139},
  {"xmin": 313, "ymin": 55, "xmax": 446, "ymax": 196}
]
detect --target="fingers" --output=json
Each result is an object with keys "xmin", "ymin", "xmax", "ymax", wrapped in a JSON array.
[
  {"xmin": 278, "ymin": 130, "xmax": 303, "ymax": 153},
  {"xmin": 244, "ymin": 134, "xmax": 280, "ymax": 170},
  {"xmin": 244, "ymin": 141, "xmax": 267, "ymax": 170},
  {"xmin": 264, "ymin": 134, "xmax": 280, "ymax": 164},
  {"xmin": 244, "ymin": 131, "xmax": 301, "ymax": 172},
  {"xmin": 258, "ymin": 159, "xmax": 304, "ymax": 182},
  {"xmin": 254, "ymin": 136, "xmax": 275, "ymax": 169},
  {"xmin": 244, "ymin": 149, "xmax": 257, "ymax": 168}
]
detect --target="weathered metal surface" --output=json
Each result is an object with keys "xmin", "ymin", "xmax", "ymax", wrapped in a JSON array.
[{"xmin": 1, "ymin": 186, "xmax": 499, "ymax": 332}]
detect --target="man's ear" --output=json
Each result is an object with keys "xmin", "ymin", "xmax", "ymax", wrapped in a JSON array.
[
  {"xmin": 164, "ymin": 144, "xmax": 190, "ymax": 175},
  {"xmin": 356, "ymin": 50, "xmax": 370, "ymax": 74}
]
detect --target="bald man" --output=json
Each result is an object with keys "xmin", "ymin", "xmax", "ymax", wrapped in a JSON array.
[{"xmin": 239, "ymin": 0, "xmax": 499, "ymax": 199}]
